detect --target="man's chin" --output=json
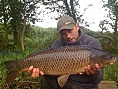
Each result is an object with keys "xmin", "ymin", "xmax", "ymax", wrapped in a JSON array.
[
  {"xmin": 68, "ymin": 40, "xmax": 75, "ymax": 43},
  {"xmin": 66, "ymin": 40, "xmax": 75, "ymax": 44}
]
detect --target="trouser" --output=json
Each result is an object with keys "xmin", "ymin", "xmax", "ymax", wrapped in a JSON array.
[{"xmin": 40, "ymin": 76, "xmax": 83, "ymax": 89}]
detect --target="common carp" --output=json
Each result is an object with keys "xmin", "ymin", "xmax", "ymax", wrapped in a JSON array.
[{"xmin": 4, "ymin": 45, "xmax": 117, "ymax": 87}]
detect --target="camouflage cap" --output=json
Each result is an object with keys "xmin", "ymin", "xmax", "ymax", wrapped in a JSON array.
[{"xmin": 57, "ymin": 15, "xmax": 76, "ymax": 32}]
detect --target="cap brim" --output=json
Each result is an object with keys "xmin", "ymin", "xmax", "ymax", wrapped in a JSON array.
[{"xmin": 58, "ymin": 24, "xmax": 75, "ymax": 32}]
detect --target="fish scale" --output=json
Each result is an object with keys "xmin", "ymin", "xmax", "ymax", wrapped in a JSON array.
[{"xmin": 4, "ymin": 45, "xmax": 117, "ymax": 87}]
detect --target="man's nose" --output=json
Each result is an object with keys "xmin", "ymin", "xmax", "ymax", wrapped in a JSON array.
[{"xmin": 66, "ymin": 33, "xmax": 71, "ymax": 39}]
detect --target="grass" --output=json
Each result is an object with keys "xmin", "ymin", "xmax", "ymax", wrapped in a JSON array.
[{"xmin": 103, "ymin": 60, "xmax": 118, "ymax": 81}]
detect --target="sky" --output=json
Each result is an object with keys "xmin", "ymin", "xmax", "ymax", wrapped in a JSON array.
[{"xmin": 35, "ymin": 0, "xmax": 108, "ymax": 32}]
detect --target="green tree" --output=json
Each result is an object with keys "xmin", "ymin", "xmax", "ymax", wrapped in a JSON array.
[
  {"xmin": 102, "ymin": 0, "xmax": 118, "ymax": 33},
  {"xmin": 0, "ymin": 0, "xmax": 91, "ymax": 51},
  {"xmin": 41, "ymin": 0, "xmax": 92, "ymax": 25},
  {"xmin": 98, "ymin": 0, "xmax": 118, "ymax": 52},
  {"xmin": 0, "ymin": 0, "xmax": 40, "ymax": 51},
  {"xmin": 0, "ymin": 0, "xmax": 10, "ymax": 50}
]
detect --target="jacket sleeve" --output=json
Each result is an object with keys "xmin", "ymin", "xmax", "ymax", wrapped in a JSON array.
[
  {"xmin": 87, "ymin": 69, "xmax": 104, "ymax": 85},
  {"xmin": 87, "ymin": 38, "xmax": 104, "ymax": 85}
]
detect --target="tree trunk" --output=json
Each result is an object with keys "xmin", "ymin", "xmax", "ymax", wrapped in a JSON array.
[
  {"xmin": 13, "ymin": 26, "xmax": 20, "ymax": 46},
  {"xmin": 63, "ymin": 0, "xmax": 72, "ymax": 16},
  {"xmin": 70, "ymin": 0, "xmax": 77, "ymax": 22},
  {"xmin": 3, "ymin": 0, "xmax": 8, "ymax": 50},
  {"xmin": 113, "ymin": 5, "xmax": 118, "ymax": 47},
  {"xmin": 20, "ymin": 17, "xmax": 26, "ymax": 51}
]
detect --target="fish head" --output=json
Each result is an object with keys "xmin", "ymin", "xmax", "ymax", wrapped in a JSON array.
[
  {"xmin": 100, "ymin": 53, "xmax": 117, "ymax": 66},
  {"xmin": 99, "ymin": 52, "xmax": 117, "ymax": 67},
  {"xmin": 91, "ymin": 48, "xmax": 117, "ymax": 68}
]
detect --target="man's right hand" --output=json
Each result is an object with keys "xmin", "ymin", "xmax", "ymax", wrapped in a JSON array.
[{"xmin": 28, "ymin": 66, "xmax": 44, "ymax": 77}]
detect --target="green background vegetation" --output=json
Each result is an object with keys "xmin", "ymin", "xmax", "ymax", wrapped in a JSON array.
[
  {"xmin": 0, "ymin": 0, "xmax": 118, "ymax": 88},
  {"xmin": 0, "ymin": 26, "xmax": 118, "ymax": 88}
]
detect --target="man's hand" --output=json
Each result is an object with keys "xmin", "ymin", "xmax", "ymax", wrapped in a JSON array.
[
  {"xmin": 85, "ymin": 64, "xmax": 100, "ymax": 75},
  {"xmin": 79, "ymin": 64, "xmax": 100, "ymax": 75},
  {"xmin": 28, "ymin": 66, "xmax": 44, "ymax": 77}
]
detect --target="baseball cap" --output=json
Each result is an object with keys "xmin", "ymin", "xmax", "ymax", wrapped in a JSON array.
[{"xmin": 57, "ymin": 15, "xmax": 76, "ymax": 32}]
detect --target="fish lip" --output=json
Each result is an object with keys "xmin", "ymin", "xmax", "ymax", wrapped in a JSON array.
[
  {"xmin": 110, "ymin": 57, "xmax": 117, "ymax": 65},
  {"xmin": 110, "ymin": 62, "xmax": 114, "ymax": 65}
]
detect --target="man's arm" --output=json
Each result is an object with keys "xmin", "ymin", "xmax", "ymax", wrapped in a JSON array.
[
  {"xmin": 85, "ymin": 64, "xmax": 103, "ymax": 84},
  {"xmin": 85, "ymin": 39, "xmax": 103, "ymax": 84}
]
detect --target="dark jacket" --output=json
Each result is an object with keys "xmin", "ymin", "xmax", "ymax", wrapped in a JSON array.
[{"xmin": 50, "ymin": 29, "xmax": 103, "ymax": 89}]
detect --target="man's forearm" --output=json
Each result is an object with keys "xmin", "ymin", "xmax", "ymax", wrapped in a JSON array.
[{"xmin": 87, "ymin": 69, "xmax": 104, "ymax": 85}]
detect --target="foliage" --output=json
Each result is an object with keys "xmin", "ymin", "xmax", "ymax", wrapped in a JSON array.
[
  {"xmin": 0, "ymin": 0, "xmax": 41, "ymax": 50},
  {"xmin": 0, "ymin": 0, "xmax": 96, "ymax": 51},
  {"xmin": 99, "ymin": 0, "xmax": 118, "ymax": 52},
  {"xmin": 81, "ymin": 26, "xmax": 117, "ymax": 53},
  {"xmin": 0, "ymin": 25, "xmax": 59, "ymax": 88},
  {"xmin": 0, "ymin": 25, "xmax": 118, "ymax": 88},
  {"xmin": 103, "ymin": 61, "xmax": 118, "ymax": 81},
  {"xmin": 36, "ymin": 0, "xmax": 93, "ymax": 28},
  {"xmin": 95, "ymin": 31, "xmax": 118, "ymax": 53},
  {"xmin": 25, "ymin": 25, "xmax": 59, "ymax": 52},
  {"xmin": 0, "ymin": 0, "xmax": 118, "ymax": 87}
]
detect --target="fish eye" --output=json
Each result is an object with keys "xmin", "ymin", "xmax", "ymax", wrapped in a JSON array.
[
  {"xmin": 103, "ymin": 54, "xmax": 110, "ymax": 59},
  {"xmin": 103, "ymin": 53, "xmax": 113, "ymax": 59}
]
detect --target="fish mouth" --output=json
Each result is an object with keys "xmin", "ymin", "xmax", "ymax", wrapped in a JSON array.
[{"xmin": 110, "ymin": 57, "xmax": 117, "ymax": 65}]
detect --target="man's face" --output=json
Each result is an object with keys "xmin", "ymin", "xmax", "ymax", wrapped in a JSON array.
[{"xmin": 59, "ymin": 24, "xmax": 79, "ymax": 43}]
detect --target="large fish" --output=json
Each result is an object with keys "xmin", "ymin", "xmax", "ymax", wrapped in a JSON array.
[{"xmin": 4, "ymin": 45, "xmax": 117, "ymax": 87}]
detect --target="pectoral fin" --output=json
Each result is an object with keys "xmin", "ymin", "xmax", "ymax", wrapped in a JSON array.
[{"xmin": 57, "ymin": 75, "xmax": 69, "ymax": 87}]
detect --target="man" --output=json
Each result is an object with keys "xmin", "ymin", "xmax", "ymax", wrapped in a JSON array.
[{"xmin": 28, "ymin": 15, "xmax": 103, "ymax": 89}]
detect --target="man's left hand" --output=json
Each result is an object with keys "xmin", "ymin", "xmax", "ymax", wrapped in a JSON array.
[
  {"xmin": 85, "ymin": 64, "xmax": 100, "ymax": 75},
  {"xmin": 79, "ymin": 64, "xmax": 100, "ymax": 75}
]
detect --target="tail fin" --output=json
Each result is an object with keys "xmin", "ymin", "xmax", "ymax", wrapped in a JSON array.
[
  {"xmin": 4, "ymin": 60, "xmax": 19, "ymax": 83},
  {"xmin": 4, "ymin": 60, "xmax": 16, "ymax": 70}
]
